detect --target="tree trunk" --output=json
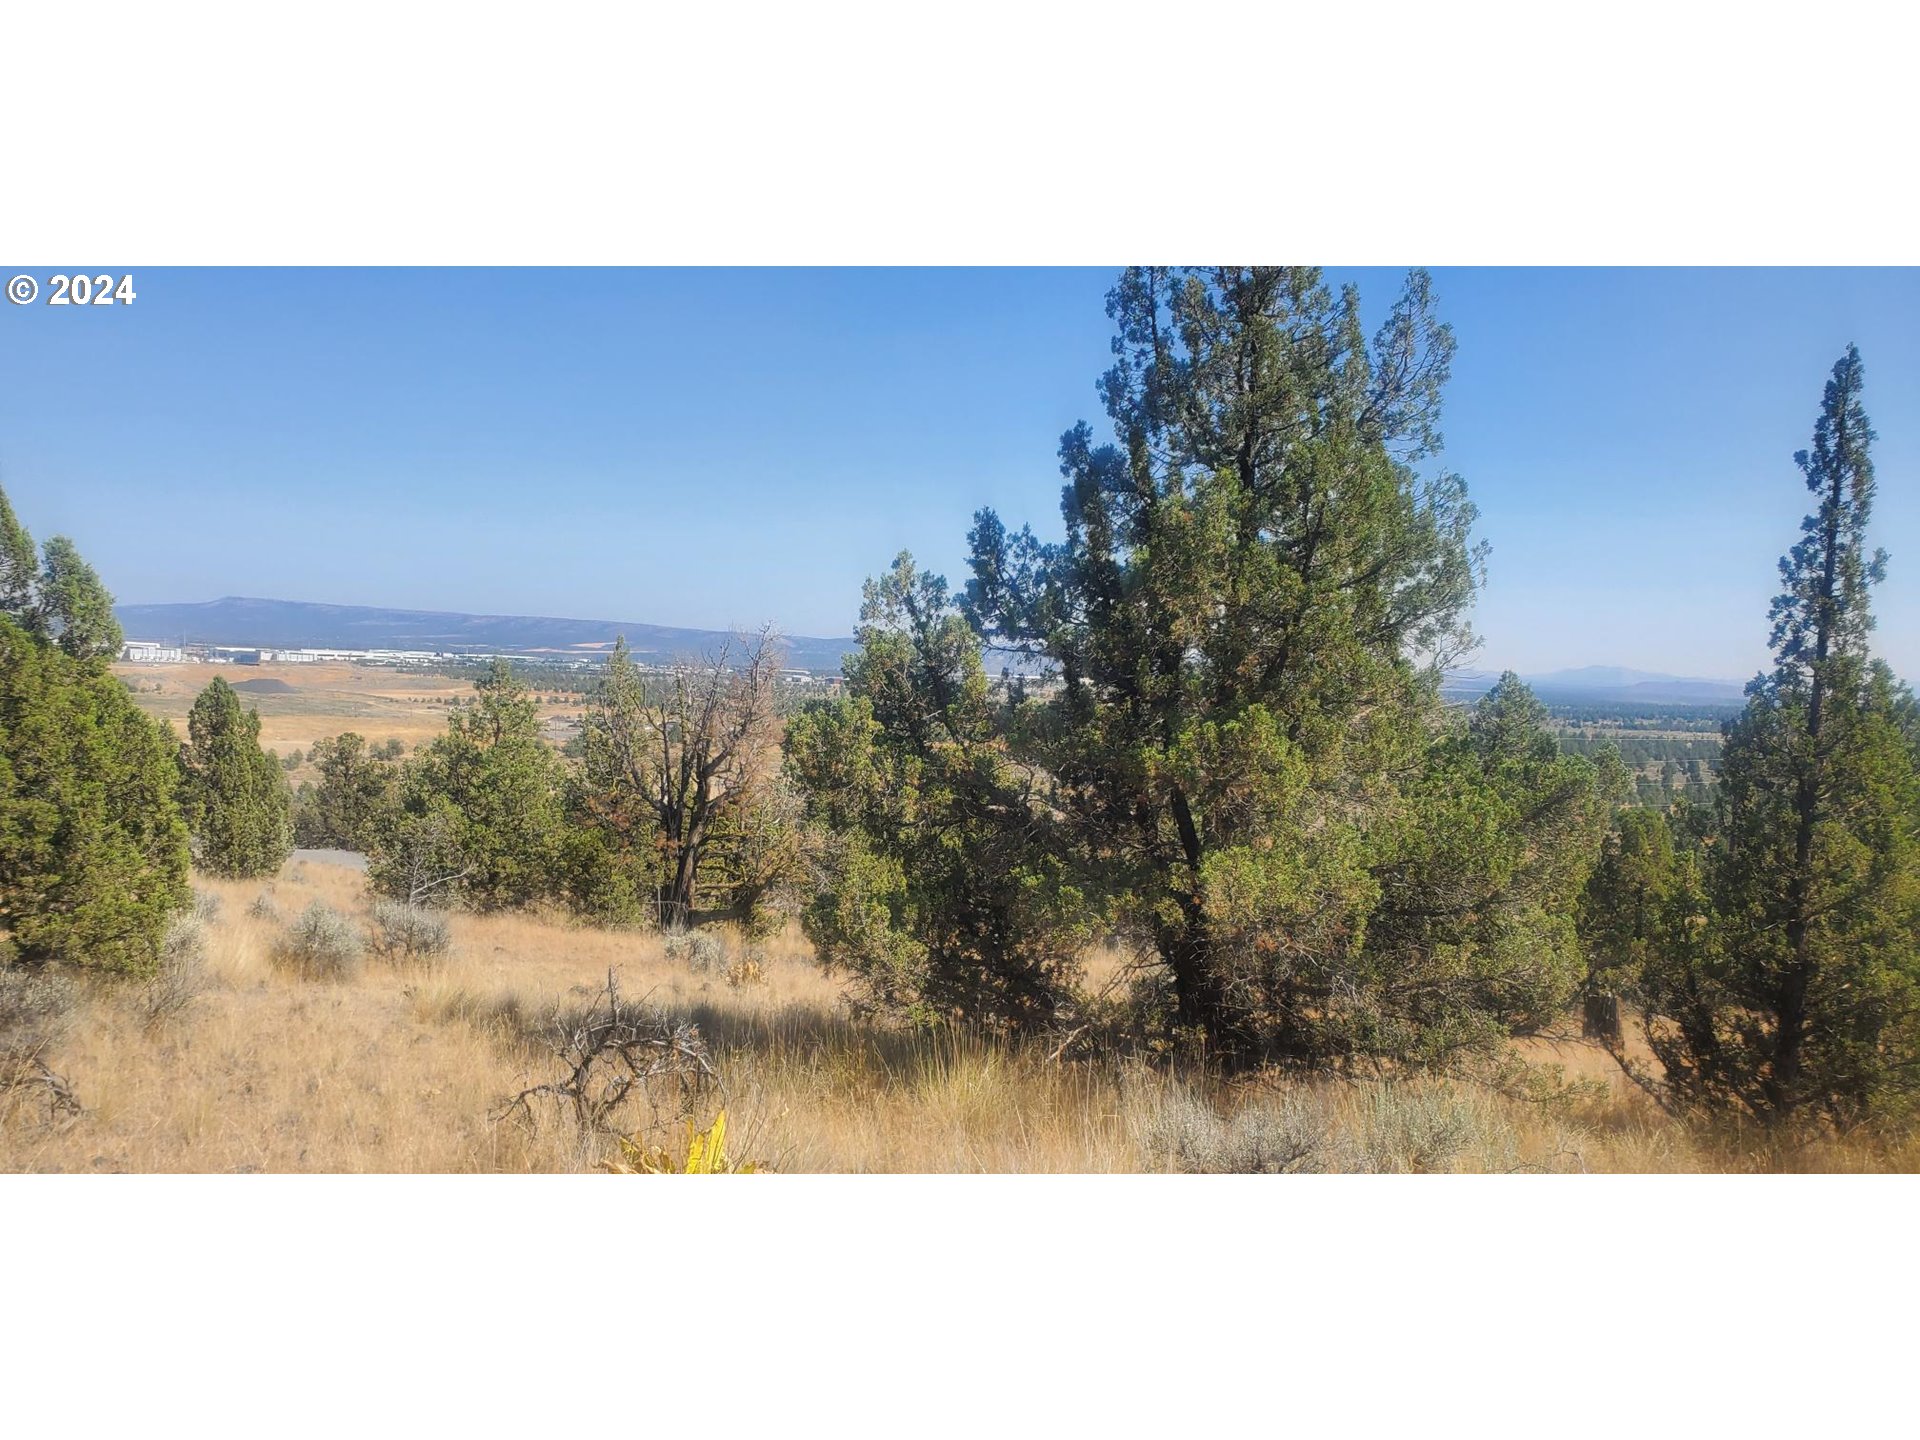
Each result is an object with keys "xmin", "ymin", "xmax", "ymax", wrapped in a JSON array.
[{"xmin": 1582, "ymin": 991, "xmax": 1622, "ymax": 1044}]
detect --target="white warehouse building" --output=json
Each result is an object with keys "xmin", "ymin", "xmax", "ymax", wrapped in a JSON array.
[{"xmin": 121, "ymin": 640, "xmax": 184, "ymax": 663}]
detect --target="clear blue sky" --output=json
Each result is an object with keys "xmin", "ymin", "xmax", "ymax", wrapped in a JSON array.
[{"xmin": 2, "ymin": 267, "xmax": 1915, "ymax": 680}]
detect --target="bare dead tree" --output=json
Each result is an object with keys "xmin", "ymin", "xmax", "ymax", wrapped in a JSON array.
[
  {"xmin": 494, "ymin": 969, "xmax": 717, "ymax": 1135},
  {"xmin": 583, "ymin": 626, "xmax": 786, "ymax": 928}
]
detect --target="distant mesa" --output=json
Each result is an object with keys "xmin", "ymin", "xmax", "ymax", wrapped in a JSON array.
[{"xmin": 113, "ymin": 596, "xmax": 859, "ymax": 672}]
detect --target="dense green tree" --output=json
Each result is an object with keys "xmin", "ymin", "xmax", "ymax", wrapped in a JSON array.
[
  {"xmin": 788, "ymin": 557, "xmax": 1096, "ymax": 1029},
  {"xmin": 295, "ymin": 732, "xmax": 396, "ymax": 849},
  {"xmin": 1582, "ymin": 806, "xmax": 1689, "ymax": 1006},
  {"xmin": 180, "ymin": 677, "xmax": 294, "ymax": 878},
  {"xmin": 791, "ymin": 271, "xmax": 1624, "ymax": 1063},
  {"xmin": 0, "ymin": 621, "xmax": 190, "ymax": 977},
  {"xmin": 370, "ymin": 659, "xmax": 564, "ymax": 909},
  {"xmin": 1636, "ymin": 347, "xmax": 1920, "ymax": 1127},
  {"xmin": 904, "ymin": 266, "xmax": 1608, "ymax": 1065},
  {"xmin": 37, "ymin": 534, "xmax": 122, "ymax": 661},
  {"xmin": 0, "ymin": 485, "xmax": 37, "ymax": 622},
  {"xmin": 564, "ymin": 639, "xmax": 666, "ymax": 924},
  {"xmin": 0, "ymin": 488, "xmax": 189, "ymax": 973}
]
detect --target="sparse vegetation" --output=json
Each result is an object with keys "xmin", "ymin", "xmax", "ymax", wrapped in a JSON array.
[
  {"xmin": 3, "ymin": 274, "xmax": 1918, "ymax": 1175},
  {"xmin": 4, "ymin": 855, "xmax": 1920, "ymax": 1173},
  {"xmin": 142, "ymin": 913, "xmax": 210, "ymax": 1030},
  {"xmin": 271, "ymin": 899, "xmax": 364, "ymax": 982},
  {"xmin": 1, "ymin": 964, "xmax": 77, "ymax": 1091},
  {"xmin": 367, "ymin": 898, "xmax": 451, "ymax": 966}
]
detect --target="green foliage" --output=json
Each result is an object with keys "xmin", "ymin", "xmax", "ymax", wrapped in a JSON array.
[
  {"xmin": 0, "ymin": 614, "xmax": 191, "ymax": 976},
  {"xmin": 0, "ymin": 486, "xmax": 37, "ymax": 623},
  {"xmin": 0, "ymin": 489, "xmax": 190, "ymax": 974},
  {"xmin": 1634, "ymin": 348, "xmax": 1920, "ymax": 1128},
  {"xmin": 36, "ymin": 535, "xmax": 123, "ymax": 661},
  {"xmin": 180, "ymin": 676, "xmax": 294, "ymax": 879},
  {"xmin": 369, "ymin": 660, "xmax": 564, "ymax": 910},
  {"xmin": 295, "ymin": 732, "xmax": 396, "ymax": 849},
  {"xmin": 788, "ymin": 556, "xmax": 1096, "ymax": 1031},
  {"xmin": 795, "ymin": 269, "xmax": 1613, "ymax": 1066},
  {"xmin": 564, "ymin": 639, "xmax": 665, "ymax": 924},
  {"xmin": 1579, "ymin": 805, "xmax": 1690, "ymax": 997}
]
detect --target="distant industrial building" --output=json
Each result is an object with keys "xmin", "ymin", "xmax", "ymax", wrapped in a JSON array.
[{"xmin": 120, "ymin": 640, "xmax": 184, "ymax": 663}]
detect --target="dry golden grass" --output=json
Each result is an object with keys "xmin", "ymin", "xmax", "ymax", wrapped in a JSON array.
[
  {"xmin": 8, "ymin": 854, "xmax": 1919, "ymax": 1173},
  {"xmin": 112, "ymin": 661, "xmax": 587, "ymax": 781}
]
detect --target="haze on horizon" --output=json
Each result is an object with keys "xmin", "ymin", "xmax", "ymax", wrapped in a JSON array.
[{"xmin": 3, "ymin": 266, "xmax": 1916, "ymax": 681}]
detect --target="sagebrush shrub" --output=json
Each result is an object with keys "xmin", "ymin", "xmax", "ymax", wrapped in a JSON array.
[
  {"xmin": 143, "ymin": 914, "xmax": 209, "ymax": 1029},
  {"xmin": 1, "ymin": 966, "xmax": 77, "ymax": 1080},
  {"xmin": 247, "ymin": 891, "xmax": 280, "ymax": 922},
  {"xmin": 367, "ymin": 899, "xmax": 451, "ymax": 965},
  {"xmin": 664, "ymin": 930, "xmax": 728, "ymax": 975},
  {"xmin": 1356, "ymin": 1086, "xmax": 1479, "ymax": 1174},
  {"xmin": 192, "ymin": 888, "xmax": 223, "ymax": 924},
  {"xmin": 1134, "ymin": 1085, "xmax": 1327, "ymax": 1174},
  {"xmin": 272, "ymin": 901, "xmax": 363, "ymax": 982}
]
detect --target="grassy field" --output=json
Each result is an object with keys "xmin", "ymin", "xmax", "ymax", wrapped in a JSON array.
[
  {"xmin": 7, "ymin": 852, "xmax": 1914, "ymax": 1174},
  {"xmin": 114, "ymin": 661, "xmax": 585, "ymax": 783}
]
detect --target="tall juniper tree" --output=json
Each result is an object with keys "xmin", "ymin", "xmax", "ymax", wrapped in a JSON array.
[
  {"xmin": 180, "ymin": 676, "xmax": 294, "ymax": 878},
  {"xmin": 796, "ymin": 268, "xmax": 1615, "ymax": 1063},
  {"xmin": 1635, "ymin": 346, "xmax": 1920, "ymax": 1126}
]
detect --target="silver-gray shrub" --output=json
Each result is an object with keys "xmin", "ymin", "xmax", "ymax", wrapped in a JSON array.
[
  {"xmin": 367, "ymin": 899, "xmax": 452, "ymax": 965},
  {"xmin": 1134, "ymin": 1084, "xmax": 1331, "ymax": 1174},
  {"xmin": 663, "ymin": 930, "xmax": 728, "ymax": 975},
  {"xmin": 272, "ymin": 900, "xmax": 363, "ymax": 982},
  {"xmin": 143, "ymin": 913, "xmax": 210, "ymax": 1029},
  {"xmin": 0, "ymin": 965, "xmax": 78, "ymax": 1082}
]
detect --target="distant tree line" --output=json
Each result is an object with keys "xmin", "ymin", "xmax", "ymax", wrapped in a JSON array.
[{"xmin": 286, "ymin": 633, "xmax": 804, "ymax": 934}]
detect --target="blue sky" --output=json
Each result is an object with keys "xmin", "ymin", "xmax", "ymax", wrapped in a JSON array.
[{"xmin": 2, "ymin": 267, "xmax": 1915, "ymax": 679}]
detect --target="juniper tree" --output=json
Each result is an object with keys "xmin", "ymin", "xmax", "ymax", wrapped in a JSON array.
[
  {"xmin": 180, "ymin": 677, "xmax": 294, "ymax": 878},
  {"xmin": 0, "ymin": 489, "xmax": 190, "ymax": 975},
  {"xmin": 962, "ymin": 268, "xmax": 1610, "ymax": 1061},
  {"xmin": 298, "ymin": 732, "xmax": 395, "ymax": 849},
  {"xmin": 37, "ymin": 535, "xmax": 122, "ymax": 661},
  {"xmin": 1637, "ymin": 347, "xmax": 1920, "ymax": 1126},
  {"xmin": 794, "ymin": 270, "xmax": 1615, "ymax": 1063},
  {"xmin": 371, "ymin": 659, "xmax": 563, "ymax": 909},
  {"xmin": 0, "ymin": 486, "xmax": 37, "ymax": 623},
  {"xmin": 787, "ymin": 556, "xmax": 1095, "ymax": 1028}
]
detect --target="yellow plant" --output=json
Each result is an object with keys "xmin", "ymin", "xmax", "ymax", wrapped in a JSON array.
[{"xmin": 599, "ymin": 1110, "xmax": 759, "ymax": 1174}]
